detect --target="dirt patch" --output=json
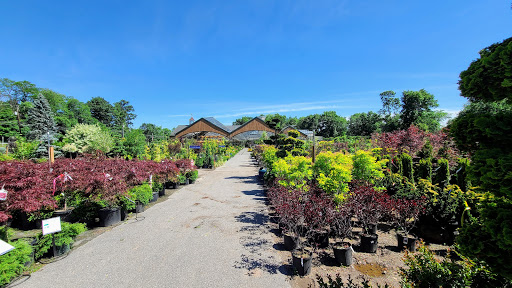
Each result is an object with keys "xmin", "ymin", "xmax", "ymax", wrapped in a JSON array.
[
  {"xmin": 354, "ymin": 263, "xmax": 386, "ymax": 277},
  {"xmin": 193, "ymin": 203, "xmax": 200, "ymax": 206}
]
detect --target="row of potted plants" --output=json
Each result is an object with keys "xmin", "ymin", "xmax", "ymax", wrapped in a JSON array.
[
  {"xmin": 0, "ymin": 157, "xmax": 198, "ymax": 230},
  {"xmin": 266, "ymin": 180, "xmax": 426, "ymax": 276}
]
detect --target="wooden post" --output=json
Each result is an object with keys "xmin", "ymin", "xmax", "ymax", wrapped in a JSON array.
[
  {"xmin": 312, "ymin": 129, "xmax": 316, "ymax": 163},
  {"xmin": 49, "ymin": 146, "xmax": 55, "ymax": 164}
]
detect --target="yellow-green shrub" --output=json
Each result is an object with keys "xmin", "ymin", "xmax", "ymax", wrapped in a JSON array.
[
  {"xmin": 273, "ymin": 155, "xmax": 312, "ymax": 191},
  {"xmin": 313, "ymin": 151, "xmax": 352, "ymax": 202},
  {"xmin": 351, "ymin": 150, "xmax": 386, "ymax": 185}
]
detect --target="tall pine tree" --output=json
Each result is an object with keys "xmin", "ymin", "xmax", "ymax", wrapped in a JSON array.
[{"xmin": 26, "ymin": 94, "xmax": 57, "ymax": 140}]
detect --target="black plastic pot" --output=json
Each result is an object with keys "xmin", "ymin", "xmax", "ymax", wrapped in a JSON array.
[
  {"xmin": 291, "ymin": 249, "xmax": 312, "ymax": 276},
  {"xmin": 180, "ymin": 179, "xmax": 190, "ymax": 185},
  {"xmin": 11, "ymin": 212, "xmax": 37, "ymax": 230},
  {"xmin": 189, "ymin": 179, "xmax": 196, "ymax": 184},
  {"xmin": 43, "ymin": 243, "xmax": 71, "ymax": 258},
  {"xmin": 171, "ymin": 182, "xmax": 180, "ymax": 189},
  {"xmin": 98, "ymin": 207, "xmax": 121, "ymax": 227},
  {"xmin": 258, "ymin": 168, "xmax": 267, "ymax": 179},
  {"xmin": 150, "ymin": 192, "xmax": 159, "ymax": 203},
  {"xmin": 158, "ymin": 186, "xmax": 166, "ymax": 197},
  {"xmin": 360, "ymin": 234, "xmax": 378, "ymax": 253},
  {"xmin": 165, "ymin": 181, "xmax": 173, "ymax": 189},
  {"xmin": 333, "ymin": 242, "xmax": 353, "ymax": 266},
  {"xmin": 397, "ymin": 233, "xmax": 418, "ymax": 252},
  {"xmin": 53, "ymin": 209, "xmax": 74, "ymax": 223},
  {"xmin": 309, "ymin": 230, "xmax": 329, "ymax": 248},
  {"xmin": 120, "ymin": 208, "xmax": 128, "ymax": 221},
  {"xmin": 283, "ymin": 233, "xmax": 298, "ymax": 251},
  {"xmin": 134, "ymin": 202, "xmax": 144, "ymax": 213},
  {"xmin": 367, "ymin": 223, "xmax": 378, "ymax": 234}
]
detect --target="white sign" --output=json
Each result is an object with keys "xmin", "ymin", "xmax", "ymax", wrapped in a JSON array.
[
  {"xmin": 0, "ymin": 239, "xmax": 15, "ymax": 256},
  {"xmin": 42, "ymin": 217, "xmax": 62, "ymax": 235}
]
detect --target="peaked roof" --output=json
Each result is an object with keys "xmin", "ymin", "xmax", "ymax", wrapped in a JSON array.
[
  {"xmin": 203, "ymin": 117, "xmax": 230, "ymax": 132},
  {"xmin": 172, "ymin": 116, "xmax": 274, "ymax": 138}
]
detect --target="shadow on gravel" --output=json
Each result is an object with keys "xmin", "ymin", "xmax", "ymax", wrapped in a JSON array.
[
  {"xmin": 235, "ymin": 211, "xmax": 269, "ymax": 225},
  {"xmin": 225, "ymin": 175, "xmax": 259, "ymax": 184},
  {"xmin": 240, "ymin": 190, "xmax": 267, "ymax": 203},
  {"xmin": 234, "ymin": 210, "xmax": 291, "ymax": 276}
]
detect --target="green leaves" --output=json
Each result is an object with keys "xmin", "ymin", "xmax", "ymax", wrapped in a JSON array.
[
  {"xmin": 64, "ymin": 123, "xmax": 114, "ymax": 154},
  {"xmin": 459, "ymin": 37, "xmax": 512, "ymax": 102}
]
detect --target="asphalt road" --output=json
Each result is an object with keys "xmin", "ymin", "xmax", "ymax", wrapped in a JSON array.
[{"xmin": 16, "ymin": 149, "xmax": 290, "ymax": 288}]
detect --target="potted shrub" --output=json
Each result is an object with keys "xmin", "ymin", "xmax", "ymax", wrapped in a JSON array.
[
  {"xmin": 195, "ymin": 156, "xmax": 204, "ymax": 169},
  {"xmin": 125, "ymin": 183, "xmax": 153, "ymax": 213},
  {"xmin": 0, "ymin": 238, "xmax": 33, "ymax": 286},
  {"xmin": 391, "ymin": 197, "xmax": 426, "ymax": 252},
  {"xmin": 178, "ymin": 174, "xmax": 188, "ymax": 185},
  {"xmin": 348, "ymin": 185, "xmax": 392, "ymax": 253},
  {"xmin": 186, "ymin": 170, "xmax": 198, "ymax": 184},
  {"xmin": 97, "ymin": 200, "xmax": 122, "ymax": 227},
  {"xmin": 175, "ymin": 159, "xmax": 195, "ymax": 185},
  {"xmin": 34, "ymin": 222, "xmax": 86, "ymax": 259},
  {"xmin": 272, "ymin": 185, "xmax": 314, "ymax": 276},
  {"xmin": 272, "ymin": 185, "xmax": 304, "ymax": 251},
  {"xmin": 331, "ymin": 204, "xmax": 354, "ymax": 266},
  {"xmin": 304, "ymin": 190, "xmax": 335, "ymax": 249},
  {"xmin": 152, "ymin": 181, "xmax": 165, "ymax": 197}
]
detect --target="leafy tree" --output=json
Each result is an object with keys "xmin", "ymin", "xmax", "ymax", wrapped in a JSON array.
[
  {"xmin": 265, "ymin": 114, "xmax": 287, "ymax": 130},
  {"xmin": 298, "ymin": 111, "xmax": 347, "ymax": 138},
  {"xmin": 0, "ymin": 102, "xmax": 19, "ymax": 139},
  {"xmin": 379, "ymin": 90, "xmax": 401, "ymax": 132},
  {"xmin": 380, "ymin": 90, "xmax": 401, "ymax": 116},
  {"xmin": 26, "ymin": 94, "xmax": 58, "ymax": 140},
  {"xmin": 459, "ymin": 37, "xmax": 512, "ymax": 103},
  {"xmin": 287, "ymin": 117, "xmax": 299, "ymax": 126},
  {"xmin": 347, "ymin": 111, "xmax": 382, "ymax": 136},
  {"xmin": 87, "ymin": 97, "xmax": 114, "ymax": 127},
  {"xmin": 0, "ymin": 78, "xmax": 38, "ymax": 134},
  {"xmin": 400, "ymin": 89, "xmax": 447, "ymax": 131},
  {"xmin": 139, "ymin": 123, "xmax": 170, "ymax": 142},
  {"xmin": 113, "ymin": 100, "xmax": 136, "ymax": 137},
  {"xmin": 39, "ymin": 88, "xmax": 73, "ymax": 135},
  {"xmin": 233, "ymin": 116, "xmax": 252, "ymax": 125},
  {"xmin": 63, "ymin": 124, "xmax": 113, "ymax": 154},
  {"xmin": 451, "ymin": 37, "xmax": 512, "ymax": 280},
  {"xmin": 123, "ymin": 129, "xmax": 146, "ymax": 158},
  {"xmin": 66, "ymin": 98, "xmax": 96, "ymax": 125}
]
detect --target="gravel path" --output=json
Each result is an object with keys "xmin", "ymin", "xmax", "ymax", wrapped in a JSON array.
[{"xmin": 17, "ymin": 149, "xmax": 290, "ymax": 288}]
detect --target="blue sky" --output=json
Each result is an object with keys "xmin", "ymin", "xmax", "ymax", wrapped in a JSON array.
[{"xmin": 1, "ymin": 1, "xmax": 511, "ymax": 129}]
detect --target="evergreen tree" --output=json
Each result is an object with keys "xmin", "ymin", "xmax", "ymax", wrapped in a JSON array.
[{"xmin": 26, "ymin": 94, "xmax": 57, "ymax": 140}]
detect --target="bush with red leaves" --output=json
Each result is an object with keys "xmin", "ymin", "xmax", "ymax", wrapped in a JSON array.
[{"xmin": 347, "ymin": 185, "xmax": 393, "ymax": 234}]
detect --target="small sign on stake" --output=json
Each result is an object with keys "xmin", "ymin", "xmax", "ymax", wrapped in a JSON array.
[
  {"xmin": 42, "ymin": 217, "xmax": 62, "ymax": 236},
  {"xmin": 0, "ymin": 185, "xmax": 7, "ymax": 201},
  {"xmin": 0, "ymin": 239, "xmax": 15, "ymax": 256}
]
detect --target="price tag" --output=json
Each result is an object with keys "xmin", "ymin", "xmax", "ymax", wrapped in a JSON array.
[
  {"xmin": 0, "ymin": 239, "xmax": 14, "ymax": 256},
  {"xmin": 0, "ymin": 186, "xmax": 7, "ymax": 201},
  {"xmin": 42, "ymin": 217, "xmax": 62, "ymax": 235}
]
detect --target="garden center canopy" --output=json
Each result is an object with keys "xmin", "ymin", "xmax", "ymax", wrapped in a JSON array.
[{"xmin": 171, "ymin": 117, "xmax": 278, "ymax": 140}]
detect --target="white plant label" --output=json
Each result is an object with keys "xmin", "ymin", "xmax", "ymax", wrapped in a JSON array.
[
  {"xmin": 0, "ymin": 239, "xmax": 14, "ymax": 256},
  {"xmin": 0, "ymin": 185, "xmax": 7, "ymax": 201},
  {"xmin": 42, "ymin": 217, "xmax": 62, "ymax": 235}
]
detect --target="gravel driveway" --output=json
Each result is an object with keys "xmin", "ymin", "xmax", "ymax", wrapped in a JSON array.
[{"xmin": 16, "ymin": 149, "xmax": 290, "ymax": 288}]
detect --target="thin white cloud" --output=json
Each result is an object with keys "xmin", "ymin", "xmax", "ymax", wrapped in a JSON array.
[
  {"xmin": 214, "ymin": 105, "xmax": 366, "ymax": 118},
  {"xmin": 167, "ymin": 114, "xmax": 191, "ymax": 118}
]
